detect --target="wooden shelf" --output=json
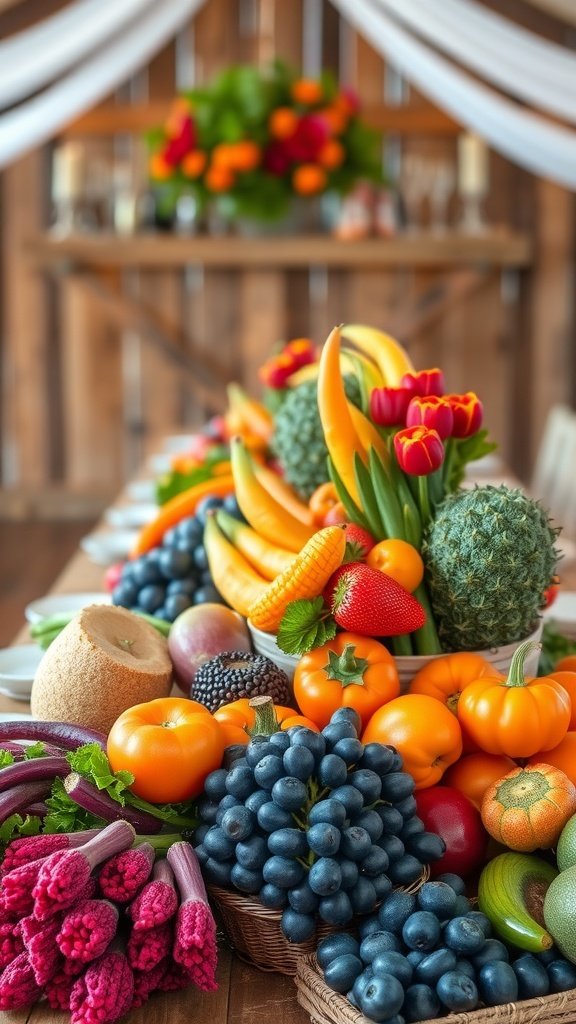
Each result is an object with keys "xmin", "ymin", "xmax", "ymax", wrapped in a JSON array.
[{"xmin": 26, "ymin": 230, "xmax": 532, "ymax": 270}]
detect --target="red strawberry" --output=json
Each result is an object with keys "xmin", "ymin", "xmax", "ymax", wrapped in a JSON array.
[
  {"xmin": 324, "ymin": 561, "xmax": 426, "ymax": 637},
  {"xmin": 343, "ymin": 523, "xmax": 376, "ymax": 562}
]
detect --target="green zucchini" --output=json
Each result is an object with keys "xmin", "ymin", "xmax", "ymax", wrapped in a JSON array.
[{"xmin": 478, "ymin": 852, "xmax": 557, "ymax": 952}]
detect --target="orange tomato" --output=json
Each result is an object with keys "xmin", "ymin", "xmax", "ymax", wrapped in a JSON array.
[
  {"xmin": 269, "ymin": 107, "xmax": 299, "ymax": 139},
  {"xmin": 367, "ymin": 539, "xmax": 424, "ymax": 593},
  {"xmin": 318, "ymin": 140, "xmax": 345, "ymax": 170},
  {"xmin": 205, "ymin": 164, "xmax": 235, "ymax": 192},
  {"xmin": 362, "ymin": 694, "xmax": 463, "ymax": 789},
  {"xmin": 443, "ymin": 752, "xmax": 517, "ymax": 811},
  {"xmin": 294, "ymin": 633, "xmax": 400, "ymax": 730},
  {"xmin": 548, "ymin": 670, "xmax": 576, "ymax": 729},
  {"xmin": 528, "ymin": 731, "xmax": 576, "ymax": 785},
  {"xmin": 107, "ymin": 698, "xmax": 224, "ymax": 804}
]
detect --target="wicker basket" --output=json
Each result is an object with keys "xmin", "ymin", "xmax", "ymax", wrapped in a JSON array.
[
  {"xmin": 295, "ymin": 954, "xmax": 576, "ymax": 1024},
  {"xmin": 208, "ymin": 870, "xmax": 429, "ymax": 977}
]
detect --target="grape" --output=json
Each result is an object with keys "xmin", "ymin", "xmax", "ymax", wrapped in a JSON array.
[
  {"xmin": 340, "ymin": 827, "xmax": 372, "ymax": 862},
  {"xmin": 376, "ymin": 805, "xmax": 404, "ymax": 835},
  {"xmin": 308, "ymin": 857, "xmax": 342, "ymax": 896},
  {"xmin": 215, "ymin": 794, "xmax": 242, "ymax": 824},
  {"xmin": 378, "ymin": 835, "xmax": 405, "ymax": 861},
  {"xmin": 308, "ymin": 799, "xmax": 347, "ymax": 829},
  {"xmin": 330, "ymin": 785, "xmax": 364, "ymax": 817},
  {"xmin": 202, "ymin": 826, "xmax": 236, "ymax": 861},
  {"xmin": 224, "ymin": 764, "xmax": 255, "ymax": 799},
  {"xmin": 372, "ymin": 951, "xmax": 413, "ymax": 987},
  {"xmin": 283, "ymin": 745, "xmax": 316, "ymax": 781},
  {"xmin": 318, "ymin": 891, "xmax": 354, "ymax": 926},
  {"xmin": 360, "ymin": 743, "xmax": 398, "ymax": 776},
  {"xmin": 196, "ymin": 796, "xmax": 219, "ymax": 825},
  {"xmin": 235, "ymin": 835, "xmax": 268, "ymax": 871},
  {"xmin": 244, "ymin": 737, "xmax": 274, "ymax": 767},
  {"xmin": 220, "ymin": 805, "xmax": 255, "ymax": 842},
  {"xmin": 288, "ymin": 729, "xmax": 326, "ymax": 761},
  {"xmin": 317, "ymin": 754, "xmax": 348, "ymax": 789},
  {"xmin": 258, "ymin": 883, "xmax": 288, "ymax": 909},
  {"xmin": 267, "ymin": 828, "xmax": 308, "ymax": 858},
  {"xmin": 137, "ymin": 583, "xmax": 166, "ymax": 613},
  {"xmin": 203, "ymin": 857, "xmax": 232, "ymax": 887},
  {"xmin": 112, "ymin": 580, "xmax": 138, "ymax": 607},
  {"xmin": 402, "ymin": 911, "xmax": 442, "ymax": 952},
  {"xmin": 244, "ymin": 789, "xmax": 269, "ymax": 815},
  {"xmin": 360, "ymin": 931, "xmax": 402, "ymax": 963},
  {"xmin": 417, "ymin": 881, "xmax": 458, "ymax": 920},
  {"xmin": 288, "ymin": 882, "xmax": 319, "ymax": 914},
  {"xmin": 330, "ymin": 707, "xmax": 362, "ymax": 732},
  {"xmin": 262, "ymin": 855, "xmax": 306, "ymax": 888},
  {"xmin": 394, "ymin": 795, "xmax": 418, "ymax": 819},
  {"xmin": 332, "ymin": 738, "xmax": 364, "ymax": 764},
  {"xmin": 436, "ymin": 872, "xmax": 467, "ymax": 895},
  {"xmin": 323, "ymin": 952, "xmax": 363, "ymax": 993},
  {"xmin": 444, "ymin": 917, "xmax": 486, "ymax": 957},
  {"xmin": 253, "ymin": 754, "xmax": 285, "ymax": 790},
  {"xmin": 322, "ymin": 722, "xmax": 358, "ymax": 748},
  {"xmin": 193, "ymin": 584, "xmax": 223, "ymax": 604},
  {"xmin": 271, "ymin": 776, "xmax": 308, "ymax": 811},
  {"xmin": 348, "ymin": 877, "xmax": 379, "ymax": 916},
  {"xmin": 372, "ymin": 873, "xmax": 393, "ymax": 900},
  {"xmin": 280, "ymin": 909, "xmax": 315, "ymax": 943},
  {"xmin": 352, "ymin": 809, "xmax": 384, "ymax": 842},
  {"xmin": 268, "ymin": 731, "xmax": 291, "ymax": 753},
  {"xmin": 158, "ymin": 548, "xmax": 192, "ymax": 579},
  {"xmin": 465, "ymin": 911, "xmax": 492, "ymax": 938},
  {"xmin": 359, "ymin": 973, "xmax": 405, "ymax": 1021},
  {"xmin": 349, "ymin": 769, "xmax": 382, "ymax": 804},
  {"xmin": 230, "ymin": 863, "xmax": 262, "ymax": 894},
  {"xmin": 132, "ymin": 557, "xmax": 163, "ymax": 587},
  {"xmin": 388, "ymin": 853, "xmax": 425, "ymax": 887},
  {"xmin": 337, "ymin": 857, "xmax": 359, "ymax": 891},
  {"xmin": 195, "ymin": 495, "xmax": 224, "ymax": 525},
  {"xmin": 166, "ymin": 578, "xmax": 196, "ymax": 598},
  {"xmin": 164, "ymin": 594, "xmax": 192, "ymax": 620},
  {"xmin": 377, "ymin": 891, "xmax": 417, "ymax": 934},
  {"xmin": 193, "ymin": 545, "xmax": 209, "ymax": 571},
  {"xmin": 256, "ymin": 801, "xmax": 294, "ymax": 833},
  {"xmin": 360, "ymin": 845, "xmax": 389, "ymax": 878},
  {"xmin": 176, "ymin": 515, "xmax": 204, "ymax": 546},
  {"xmin": 307, "ymin": 822, "xmax": 341, "ymax": 857}
]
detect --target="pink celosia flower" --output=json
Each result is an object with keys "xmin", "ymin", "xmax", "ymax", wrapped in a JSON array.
[
  {"xmin": 69, "ymin": 947, "xmax": 134, "ymax": 1024},
  {"xmin": 0, "ymin": 919, "xmax": 23, "ymax": 969},
  {"xmin": 0, "ymin": 950, "xmax": 42, "ymax": 1010},
  {"xmin": 127, "ymin": 921, "xmax": 173, "ymax": 971},
  {"xmin": 2, "ymin": 829, "xmax": 101, "ymax": 875},
  {"xmin": 57, "ymin": 899, "xmax": 119, "ymax": 964},
  {"xmin": 131, "ymin": 959, "xmax": 167, "ymax": 1008},
  {"xmin": 20, "ymin": 912, "xmax": 63, "ymax": 985},
  {"xmin": 98, "ymin": 842, "xmax": 155, "ymax": 904},
  {"xmin": 128, "ymin": 857, "xmax": 178, "ymax": 931},
  {"xmin": 167, "ymin": 841, "xmax": 218, "ymax": 992}
]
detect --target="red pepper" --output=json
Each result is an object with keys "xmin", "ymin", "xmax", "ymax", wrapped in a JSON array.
[
  {"xmin": 406, "ymin": 396, "xmax": 454, "ymax": 440},
  {"xmin": 415, "ymin": 785, "xmax": 488, "ymax": 879}
]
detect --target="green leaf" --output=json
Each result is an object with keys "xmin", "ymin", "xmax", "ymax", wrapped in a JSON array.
[
  {"xmin": 0, "ymin": 813, "xmax": 42, "ymax": 851},
  {"xmin": 67, "ymin": 744, "xmax": 134, "ymax": 805},
  {"xmin": 0, "ymin": 750, "xmax": 15, "ymax": 769},
  {"xmin": 277, "ymin": 597, "xmax": 337, "ymax": 656},
  {"xmin": 538, "ymin": 622, "xmax": 576, "ymax": 675},
  {"xmin": 23, "ymin": 742, "xmax": 47, "ymax": 760},
  {"xmin": 445, "ymin": 430, "xmax": 498, "ymax": 492},
  {"xmin": 44, "ymin": 778, "xmax": 105, "ymax": 834}
]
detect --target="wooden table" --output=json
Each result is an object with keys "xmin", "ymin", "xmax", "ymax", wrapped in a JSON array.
[{"xmin": 1, "ymin": 528, "xmax": 312, "ymax": 1024}]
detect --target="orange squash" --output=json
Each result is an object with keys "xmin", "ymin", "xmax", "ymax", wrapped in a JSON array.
[
  {"xmin": 481, "ymin": 762, "xmax": 576, "ymax": 852},
  {"xmin": 213, "ymin": 697, "xmax": 319, "ymax": 743},
  {"xmin": 409, "ymin": 652, "xmax": 499, "ymax": 714},
  {"xmin": 443, "ymin": 752, "xmax": 517, "ymax": 811},
  {"xmin": 528, "ymin": 732, "xmax": 576, "ymax": 786},
  {"xmin": 457, "ymin": 640, "xmax": 571, "ymax": 759},
  {"xmin": 362, "ymin": 694, "xmax": 462, "ymax": 789},
  {"xmin": 547, "ymin": 670, "xmax": 576, "ymax": 730}
]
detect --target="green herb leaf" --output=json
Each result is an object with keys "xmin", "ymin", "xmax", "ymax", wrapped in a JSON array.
[
  {"xmin": 23, "ymin": 742, "xmax": 47, "ymax": 760},
  {"xmin": 538, "ymin": 621, "xmax": 576, "ymax": 675},
  {"xmin": 43, "ymin": 778, "xmax": 105, "ymax": 834},
  {"xmin": 446, "ymin": 430, "xmax": 498, "ymax": 491},
  {"xmin": 67, "ymin": 744, "xmax": 134, "ymax": 805},
  {"xmin": 0, "ymin": 750, "xmax": 15, "ymax": 769},
  {"xmin": 277, "ymin": 597, "xmax": 337, "ymax": 656},
  {"xmin": 0, "ymin": 812, "xmax": 42, "ymax": 851}
]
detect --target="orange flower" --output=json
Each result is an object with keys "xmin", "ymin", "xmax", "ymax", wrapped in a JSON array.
[
  {"xmin": 229, "ymin": 140, "xmax": 261, "ymax": 172},
  {"xmin": 212, "ymin": 143, "xmax": 236, "ymax": 169},
  {"xmin": 205, "ymin": 164, "xmax": 235, "ymax": 192},
  {"xmin": 149, "ymin": 153, "xmax": 173, "ymax": 181},
  {"xmin": 269, "ymin": 107, "xmax": 299, "ymax": 139},
  {"xmin": 181, "ymin": 150, "xmax": 207, "ymax": 178},
  {"xmin": 317, "ymin": 139, "xmax": 345, "ymax": 170},
  {"xmin": 293, "ymin": 164, "xmax": 327, "ymax": 195},
  {"xmin": 165, "ymin": 98, "xmax": 191, "ymax": 138},
  {"xmin": 319, "ymin": 105, "xmax": 348, "ymax": 136},
  {"xmin": 291, "ymin": 79, "xmax": 324, "ymax": 105}
]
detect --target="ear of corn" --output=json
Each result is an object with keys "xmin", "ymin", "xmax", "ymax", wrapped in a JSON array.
[
  {"xmin": 215, "ymin": 509, "xmax": 296, "ymax": 581},
  {"xmin": 247, "ymin": 525, "xmax": 347, "ymax": 633},
  {"xmin": 204, "ymin": 513, "xmax": 268, "ymax": 617},
  {"xmin": 231, "ymin": 437, "xmax": 316, "ymax": 552}
]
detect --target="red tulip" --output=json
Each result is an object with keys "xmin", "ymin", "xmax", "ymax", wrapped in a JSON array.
[
  {"xmin": 406, "ymin": 396, "xmax": 454, "ymax": 440},
  {"xmin": 370, "ymin": 387, "xmax": 413, "ymax": 427},
  {"xmin": 394, "ymin": 425, "xmax": 445, "ymax": 476},
  {"xmin": 447, "ymin": 392, "xmax": 483, "ymax": 438},
  {"xmin": 401, "ymin": 368, "xmax": 445, "ymax": 397}
]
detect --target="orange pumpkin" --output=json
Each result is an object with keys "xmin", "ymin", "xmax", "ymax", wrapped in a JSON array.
[
  {"xmin": 547, "ymin": 670, "xmax": 576, "ymax": 729},
  {"xmin": 213, "ymin": 697, "xmax": 319, "ymax": 744},
  {"xmin": 554, "ymin": 656, "xmax": 576, "ymax": 673},
  {"xmin": 409, "ymin": 652, "xmax": 499, "ymax": 713},
  {"xmin": 528, "ymin": 732, "xmax": 576, "ymax": 786},
  {"xmin": 457, "ymin": 640, "xmax": 571, "ymax": 759},
  {"xmin": 362, "ymin": 694, "xmax": 462, "ymax": 789},
  {"xmin": 443, "ymin": 752, "xmax": 517, "ymax": 811},
  {"xmin": 481, "ymin": 762, "xmax": 576, "ymax": 852}
]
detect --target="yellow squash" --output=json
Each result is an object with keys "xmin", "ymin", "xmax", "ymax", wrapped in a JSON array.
[
  {"xmin": 204, "ymin": 514, "xmax": 268, "ymax": 617},
  {"xmin": 215, "ymin": 509, "xmax": 296, "ymax": 581}
]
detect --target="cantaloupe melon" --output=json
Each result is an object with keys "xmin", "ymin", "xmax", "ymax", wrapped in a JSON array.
[{"xmin": 31, "ymin": 605, "xmax": 173, "ymax": 734}]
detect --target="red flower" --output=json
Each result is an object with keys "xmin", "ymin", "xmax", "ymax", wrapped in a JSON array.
[
  {"xmin": 163, "ymin": 115, "xmax": 196, "ymax": 167},
  {"xmin": 401, "ymin": 368, "xmax": 445, "ymax": 397},
  {"xmin": 370, "ymin": 387, "xmax": 413, "ymax": 427},
  {"xmin": 394, "ymin": 425, "xmax": 445, "ymax": 476},
  {"xmin": 406, "ymin": 396, "xmax": 454, "ymax": 440},
  {"xmin": 285, "ymin": 115, "xmax": 329, "ymax": 162},
  {"xmin": 263, "ymin": 140, "xmax": 292, "ymax": 176},
  {"xmin": 447, "ymin": 392, "xmax": 483, "ymax": 438}
]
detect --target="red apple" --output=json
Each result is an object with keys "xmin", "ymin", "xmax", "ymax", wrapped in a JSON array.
[
  {"xmin": 415, "ymin": 785, "xmax": 488, "ymax": 879},
  {"xmin": 168, "ymin": 603, "xmax": 252, "ymax": 694}
]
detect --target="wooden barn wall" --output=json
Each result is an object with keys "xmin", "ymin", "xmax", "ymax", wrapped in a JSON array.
[{"xmin": 0, "ymin": 0, "xmax": 575, "ymax": 516}]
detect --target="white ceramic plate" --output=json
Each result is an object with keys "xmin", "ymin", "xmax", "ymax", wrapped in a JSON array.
[
  {"xmin": 25, "ymin": 592, "xmax": 111, "ymax": 626},
  {"xmin": 105, "ymin": 503, "xmax": 158, "ymax": 529},
  {"xmin": 125, "ymin": 479, "xmax": 157, "ymax": 503},
  {"xmin": 80, "ymin": 529, "xmax": 138, "ymax": 566},
  {"xmin": 0, "ymin": 645, "xmax": 44, "ymax": 700}
]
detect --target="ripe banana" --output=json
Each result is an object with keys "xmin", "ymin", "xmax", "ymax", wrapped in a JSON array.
[
  {"xmin": 203, "ymin": 513, "xmax": 268, "ymax": 617},
  {"xmin": 342, "ymin": 323, "xmax": 414, "ymax": 386},
  {"xmin": 215, "ymin": 509, "xmax": 295, "ymax": 581}
]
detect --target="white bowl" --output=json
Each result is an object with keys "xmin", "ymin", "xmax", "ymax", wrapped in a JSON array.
[
  {"xmin": 161, "ymin": 434, "xmax": 196, "ymax": 454},
  {"xmin": 25, "ymin": 592, "xmax": 111, "ymax": 625},
  {"xmin": 247, "ymin": 620, "xmax": 299, "ymax": 683},
  {"xmin": 105, "ymin": 503, "xmax": 158, "ymax": 529},
  {"xmin": 0, "ymin": 645, "xmax": 44, "ymax": 700},
  {"xmin": 80, "ymin": 529, "xmax": 138, "ymax": 566}
]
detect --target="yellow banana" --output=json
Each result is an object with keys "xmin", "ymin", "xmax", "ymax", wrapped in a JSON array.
[
  {"xmin": 317, "ymin": 326, "xmax": 367, "ymax": 506},
  {"xmin": 347, "ymin": 401, "xmax": 388, "ymax": 462},
  {"xmin": 203, "ymin": 514, "xmax": 268, "ymax": 617},
  {"xmin": 342, "ymin": 323, "xmax": 414, "ymax": 386},
  {"xmin": 285, "ymin": 349, "xmax": 383, "ymax": 390},
  {"xmin": 215, "ymin": 509, "xmax": 295, "ymax": 581}
]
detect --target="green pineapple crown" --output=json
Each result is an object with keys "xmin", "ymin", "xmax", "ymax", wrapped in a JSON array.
[
  {"xmin": 271, "ymin": 376, "xmax": 360, "ymax": 500},
  {"xmin": 422, "ymin": 484, "xmax": 560, "ymax": 652}
]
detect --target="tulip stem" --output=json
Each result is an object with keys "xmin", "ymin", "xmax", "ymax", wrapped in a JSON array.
[{"xmin": 418, "ymin": 476, "xmax": 432, "ymax": 530}]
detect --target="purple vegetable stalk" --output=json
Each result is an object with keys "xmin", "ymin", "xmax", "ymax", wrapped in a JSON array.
[
  {"xmin": 167, "ymin": 841, "xmax": 218, "ymax": 992},
  {"xmin": 0, "ymin": 721, "xmax": 106, "ymax": 751},
  {"xmin": 57, "ymin": 898, "xmax": 119, "ymax": 965},
  {"xmin": 128, "ymin": 857, "xmax": 178, "ymax": 931},
  {"xmin": 0, "ymin": 779, "xmax": 54, "ymax": 820},
  {"xmin": 32, "ymin": 820, "xmax": 135, "ymax": 920},
  {"xmin": 64, "ymin": 774, "xmax": 163, "ymax": 834},
  {"xmin": 0, "ymin": 756, "xmax": 70, "ymax": 793}
]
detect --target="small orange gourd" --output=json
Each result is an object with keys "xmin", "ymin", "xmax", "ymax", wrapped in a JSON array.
[
  {"xmin": 409, "ymin": 651, "xmax": 499, "ymax": 714},
  {"xmin": 457, "ymin": 640, "xmax": 571, "ymax": 759},
  {"xmin": 481, "ymin": 762, "xmax": 576, "ymax": 852}
]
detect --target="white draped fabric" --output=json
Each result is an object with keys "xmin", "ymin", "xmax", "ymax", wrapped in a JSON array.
[
  {"xmin": 0, "ymin": 0, "xmax": 160, "ymax": 109},
  {"xmin": 332, "ymin": 0, "xmax": 576, "ymax": 190},
  {"xmin": 0, "ymin": 0, "xmax": 206, "ymax": 170},
  {"xmin": 374, "ymin": 0, "xmax": 576, "ymax": 124}
]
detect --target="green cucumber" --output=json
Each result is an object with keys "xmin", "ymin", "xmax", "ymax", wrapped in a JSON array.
[{"xmin": 478, "ymin": 852, "xmax": 557, "ymax": 952}]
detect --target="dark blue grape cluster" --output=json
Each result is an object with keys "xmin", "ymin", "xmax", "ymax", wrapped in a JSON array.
[
  {"xmin": 194, "ymin": 709, "xmax": 445, "ymax": 943},
  {"xmin": 112, "ymin": 493, "xmax": 243, "ymax": 622},
  {"xmin": 317, "ymin": 876, "xmax": 576, "ymax": 1023}
]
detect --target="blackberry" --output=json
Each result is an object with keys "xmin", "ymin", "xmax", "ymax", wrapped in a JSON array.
[{"xmin": 191, "ymin": 651, "xmax": 291, "ymax": 712}]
